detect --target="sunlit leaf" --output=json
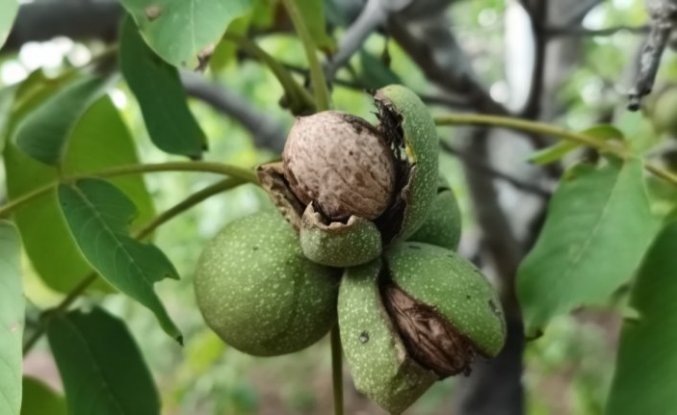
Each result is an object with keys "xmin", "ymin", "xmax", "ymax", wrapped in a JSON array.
[
  {"xmin": 14, "ymin": 74, "xmax": 112, "ymax": 165},
  {"xmin": 0, "ymin": 0, "xmax": 18, "ymax": 48},
  {"xmin": 0, "ymin": 221, "xmax": 23, "ymax": 415},
  {"xmin": 4, "ymin": 95, "xmax": 154, "ymax": 293},
  {"xmin": 47, "ymin": 307, "xmax": 160, "ymax": 415},
  {"xmin": 517, "ymin": 158, "xmax": 660, "ymax": 336},
  {"xmin": 58, "ymin": 178, "xmax": 181, "ymax": 341},
  {"xmin": 120, "ymin": 16, "xmax": 206, "ymax": 159},
  {"xmin": 20, "ymin": 377, "xmax": 67, "ymax": 415},
  {"xmin": 606, "ymin": 222, "xmax": 677, "ymax": 415},
  {"xmin": 120, "ymin": 0, "xmax": 251, "ymax": 67}
]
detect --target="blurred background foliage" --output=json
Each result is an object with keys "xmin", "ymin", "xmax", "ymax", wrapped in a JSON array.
[{"xmin": 2, "ymin": 0, "xmax": 672, "ymax": 413}]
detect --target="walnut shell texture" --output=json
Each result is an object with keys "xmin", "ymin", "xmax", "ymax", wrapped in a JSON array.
[{"xmin": 283, "ymin": 111, "xmax": 396, "ymax": 221}]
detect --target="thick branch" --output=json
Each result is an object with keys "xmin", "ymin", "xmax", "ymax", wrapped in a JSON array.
[
  {"xmin": 180, "ymin": 71, "xmax": 286, "ymax": 152},
  {"xmin": 4, "ymin": 0, "xmax": 122, "ymax": 51},
  {"xmin": 453, "ymin": 127, "xmax": 524, "ymax": 415},
  {"xmin": 521, "ymin": 0, "xmax": 548, "ymax": 119}
]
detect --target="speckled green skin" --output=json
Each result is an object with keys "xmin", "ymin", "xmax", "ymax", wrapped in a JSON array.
[
  {"xmin": 300, "ymin": 205, "xmax": 382, "ymax": 267},
  {"xmin": 376, "ymin": 85, "xmax": 439, "ymax": 241},
  {"xmin": 194, "ymin": 211, "xmax": 339, "ymax": 356},
  {"xmin": 409, "ymin": 178, "xmax": 462, "ymax": 250},
  {"xmin": 386, "ymin": 242, "xmax": 506, "ymax": 357},
  {"xmin": 338, "ymin": 259, "xmax": 436, "ymax": 415},
  {"xmin": 648, "ymin": 87, "xmax": 677, "ymax": 136}
]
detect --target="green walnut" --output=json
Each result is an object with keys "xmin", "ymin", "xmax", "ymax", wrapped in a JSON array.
[
  {"xmin": 194, "ymin": 211, "xmax": 339, "ymax": 356},
  {"xmin": 338, "ymin": 242, "xmax": 506, "ymax": 414},
  {"xmin": 257, "ymin": 84, "xmax": 439, "ymax": 268},
  {"xmin": 409, "ymin": 177, "xmax": 462, "ymax": 250},
  {"xmin": 644, "ymin": 85, "xmax": 677, "ymax": 136}
]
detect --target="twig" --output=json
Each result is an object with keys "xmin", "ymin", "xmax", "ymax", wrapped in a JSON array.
[
  {"xmin": 521, "ymin": 0, "xmax": 548, "ymax": 119},
  {"xmin": 563, "ymin": 0, "xmax": 605, "ymax": 26},
  {"xmin": 223, "ymin": 33, "xmax": 315, "ymax": 114},
  {"xmin": 435, "ymin": 112, "xmax": 677, "ymax": 186},
  {"xmin": 0, "ymin": 161, "xmax": 258, "ymax": 219},
  {"xmin": 628, "ymin": 0, "xmax": 677, "ymax": 110},
  {"xmin": 280, "ymin": 0, "xmax": 331, "ymax": 110},
  {"xmin": 546, "ymin": 24, "xmax": 649, "ymax": 37},
  {"xmin": 22, "ymin": 178, "xmax": 244, "ymax": 355},
  {"xmin": 180, "ymin": 71, "xmax": 286, "ymax": 152},
  {"xmin": 278, "ymin": 61, "xmax": 468, "ymax": 108},
  {"xmin": 387, "ymin": 15, "xmax": 511, "ymax": 115},
  {"xmin": 441, "ymin": 141, "xmax": 550, "ymax": 197}
]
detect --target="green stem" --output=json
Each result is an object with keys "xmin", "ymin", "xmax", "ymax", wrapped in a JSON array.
[
  {"xmin": 22, "ymin": 272, "xmax": 97, "ymax": 354},
  {"xmin": 223, "ymin": 33, "xmax": 315, "ymax": 112},
  {"xmin": 435, "ymin": 113, "xmax": 677, "ymax": 186},
  {"xmin": 331, "ymin": 325, "xmax": 344, "ymax": 415},
  {"xmin": 0, "ymin": 161, "xmax": 258, "ymax": 219},
  {"xmin": 435, "ymin": 113, "xmax": 619, "ymax": 152},
  {"xmin": 280, "ymin": 0, "xmax": 331, "ymax": 111},
  {"xmin": 22, "ymin": 178, "xmax": 245, "ymax": 355}
]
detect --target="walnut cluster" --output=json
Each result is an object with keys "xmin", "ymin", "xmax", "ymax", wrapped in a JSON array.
[{"xmin": 282, "ymin": 111, "xmax": 396, "ymax": 221}]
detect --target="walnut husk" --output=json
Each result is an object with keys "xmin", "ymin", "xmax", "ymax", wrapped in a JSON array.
[{"xmin": 383, "ymin": 284, "xmax": 476, "ymax": 377}]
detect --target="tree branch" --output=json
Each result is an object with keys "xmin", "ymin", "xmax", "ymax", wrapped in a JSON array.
[
  {"xmin": 441, "ymin": 141, "xmax": 550, "ymax": 197},
  {"xmin": 324, "ymin": 0, "xmax": 394, "ymax": 80},
  {"xmin": 180, "ymin": 71, "xmax": 286, "ymax": 152},
  {"xmin": 4, "ymin": 0, "xmax": 122, "ymax": 51},
  {"xmin": 627, "ymin": 0, "xmax": 677, "ymax": 110},
  {"xmin": 521, "ymin": 0, "xmax": 548, "ymax": 119},
  {"xmin": 453, "ymin": 127, "xmax": 524, "ymax": 415}
]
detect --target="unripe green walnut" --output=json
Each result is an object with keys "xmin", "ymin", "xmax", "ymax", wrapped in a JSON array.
[
  {"xmin": 409, "ymin": 177, "xmax": 462, "ymax": 250},
  {"xmin": 644, "ymin": 86, "xmax": 677, "ymax": 136},
  {"xmin": 194, "ymin": 211, "xmax": 339, "ymax": 356},
  {"xmin": 339, "ymin": 242, "xmax": 506, "ymax": 414},
  {"xmin": 258, "ymin": 84, "xmax": 439, "ymax": 268}
]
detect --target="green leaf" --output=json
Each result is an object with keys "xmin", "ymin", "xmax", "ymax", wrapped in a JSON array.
[
  {"xmin": 517, "ymin": 158, "xmax": 660, "ymax": 336},
  {"xmin": 0, "ymin": 221, "xmax": 23, "ymax": 415},
  {"xmin": 4, "ymin": 95, "xmax": 154, "ymax": 294},
  {"xmin": 47, "ymin": 307, "xmax": 160, "ymax": 415},
  {"xmin": 0, "ymin": 86, "xmax": 18, "ymax": 153},
  {"xmin": 606, "ymin": 222, "xmax": 677, "ymax": 415},
  {"xmin": 119, "ymin": 0, "xmax": 251, "ymax": 67},
  {"xmin": 13, "ymin": 74, "xmax": 112, "ymax": 165},
  {"xmin": 527, "ymin": 125, "xmax": 625, "ymax": 165},
  {"xmin": 58, "ymin": 178, "xmax": 181, "ymax": 341},
  {"xmin": 527, "ymin": 141, "xmax": 579, "ymax": 165},
  {"xmin": 21, "ymin": 377, "xmax": 68, "ymax": 415},
  {"xmin": 358, "ymin": 49, "xmax": 401, "ymax": 89},
  {"xmin": 119, "ymin": 16, "xmax": 206, "ymax": 159},
  {"xmin": 297, "ymin": 0, "xmax": 335, "ymax": 51},
  {"xmin": 582, "ymin": 125, "xmax": 625, "ymax": 141},
  {"xmin": 0, "ymin": 0, "xmax": 18, "ymax": 48},
  {"xmin": 209, "ymin": 14, "xmax": 252, "ymax": 73}
]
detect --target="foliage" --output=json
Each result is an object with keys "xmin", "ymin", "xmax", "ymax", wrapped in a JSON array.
[{"xmin": 1, "ymin": 1, "xmax": 677, "ymax": 414}]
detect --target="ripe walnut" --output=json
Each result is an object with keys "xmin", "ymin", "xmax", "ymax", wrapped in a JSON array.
[{"xmin": 283, "ymin": 111, "xmax": 396, "ymax": 221}]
